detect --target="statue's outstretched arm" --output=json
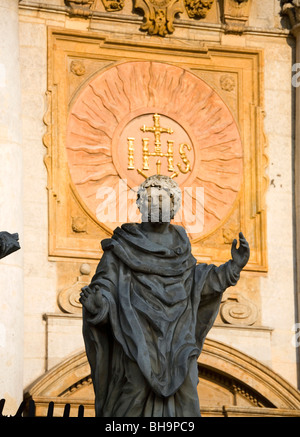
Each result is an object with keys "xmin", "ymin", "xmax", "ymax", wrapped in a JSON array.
[{"xmin": 202, "ymin": 232, "xmax": 250, "ymax": 294}]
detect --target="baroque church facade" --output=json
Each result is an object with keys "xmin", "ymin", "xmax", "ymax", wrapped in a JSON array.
[{"xmin": 1, "ymin": 0, "xmax": 300, "ymax": 416}]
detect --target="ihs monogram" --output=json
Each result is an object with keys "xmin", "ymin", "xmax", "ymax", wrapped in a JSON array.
[{"xmin": 127, "ymin": 114, "xmax": 192, "ymax": 179}]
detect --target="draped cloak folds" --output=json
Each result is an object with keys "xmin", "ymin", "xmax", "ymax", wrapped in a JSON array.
[{"xmin": 82, "ymin": 223, "xmax": 241, "ymax": 417}]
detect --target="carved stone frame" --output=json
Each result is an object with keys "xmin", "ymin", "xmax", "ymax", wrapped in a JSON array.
[{"xmin": 44, "ymin": 28, "xmax": 268, "ymax": 272}]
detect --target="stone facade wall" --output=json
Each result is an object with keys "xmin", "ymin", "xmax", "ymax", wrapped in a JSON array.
[{"xmin": 0, "ymin": 0, "xmax": 24, "ymax": 415}]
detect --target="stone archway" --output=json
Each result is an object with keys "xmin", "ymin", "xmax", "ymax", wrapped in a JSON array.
[
  {"xmin": 24, "ymin": 339, "xmax": 300, "ymax": 417},
  {"xmin": 197, "ymin": 339, "xmax": 300, "ymax": 416}
]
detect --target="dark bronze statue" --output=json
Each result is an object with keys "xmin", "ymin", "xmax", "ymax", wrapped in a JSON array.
[
  {"xmin": 80, "ymin": 175, "xmax": 250, "ymax": 417},
  {"xmin": 0, "ymin": 232, "xmax": 20, "ymax": 260}
]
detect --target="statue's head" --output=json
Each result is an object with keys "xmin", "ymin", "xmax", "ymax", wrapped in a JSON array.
[{"xmin": 136, "ymin": 175, "xmax": 182, "ymax": 223}]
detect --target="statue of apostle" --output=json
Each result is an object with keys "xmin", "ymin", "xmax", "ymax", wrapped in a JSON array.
[{"xmin": 79, "ymin": 175, "xmax": 250, "ymax": 417}]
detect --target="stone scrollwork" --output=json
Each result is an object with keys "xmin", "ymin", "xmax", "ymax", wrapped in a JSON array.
[
  {"xmin": 184, "ymin": 0, "xmax": 214, "ymax": 19},
  {"xmin": 220, "ymin": 292, "xmax": 258, "ymax": 326},
  {"xmin": 134, "ymin": 0, "xmax": 184, "ymax": 36},
  {"xmin": 58, "ymin": 263, "xmax": 92, "ymax": 314},
  {"xmin": 61, "ymin": 0, "xmax": 254, "ymax": 36},
  {"xmin": 134, "ymin": 0, "xmax": 216, "ymax": 35}
]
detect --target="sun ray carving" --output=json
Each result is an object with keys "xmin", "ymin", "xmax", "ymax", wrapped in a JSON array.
[{"xmin": 66, "ymin": 61, "xmax": 243, "ymax": 240}]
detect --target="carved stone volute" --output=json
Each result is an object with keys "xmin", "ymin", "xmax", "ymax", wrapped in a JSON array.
[
  {"xmin": 220, "ymin": 292, "xmax": 258, "ymax": 326},
  {"xmin": 57, "ymin": 263, "xmax": 92, "ymax": 314}
]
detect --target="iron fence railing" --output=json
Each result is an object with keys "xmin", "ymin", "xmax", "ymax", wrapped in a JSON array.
[{"xmin": 0, "ymin": 398, "xmax": 85, "ymax": 418}]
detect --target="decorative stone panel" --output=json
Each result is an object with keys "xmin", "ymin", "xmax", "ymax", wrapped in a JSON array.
[{"xmin": 44, "ymin": 29, "xmax": 268, "ymax": 273}]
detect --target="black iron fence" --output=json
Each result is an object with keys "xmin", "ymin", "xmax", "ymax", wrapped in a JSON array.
[{"xmin": 0, "ymin": 398, "xmax": 85, "ymax": 418}]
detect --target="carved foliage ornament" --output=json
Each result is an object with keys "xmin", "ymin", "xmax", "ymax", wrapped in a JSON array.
[
  {"xmin": 102, "ymin": 0, "xmax": 125, "ymax": 11},
  {"xmin": 281, "ymin": 1, "xmax": 300, "ymax": 27},
  {"xmin": 184, "ymin": 0, "xmax": 214, "ymax": 19},
  {"xmin": 64, "ymin": 0, "xmax": 216, "ymax": 35},
  {"xmin": 134, "ymin": 0, "xmax": 184, "ymax": 37},
  {"xmin": 63, "ymin": 0, "xmax": 253, "ymax": 36},
  {"xmin": 131, "ymin": 0, "xmax": 216, "ymax": 35},
  {"xmin": 223, "ymin": 0, "xmax": 251, "ymax": 34},
  {"xmin": 65, "ymin": 0, "xmax": 96, "ymax": 16}
]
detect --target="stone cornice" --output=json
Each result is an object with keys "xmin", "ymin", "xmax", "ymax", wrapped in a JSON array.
[{"xmin": 19, "ymin": 0, "xmax": 290, "ymax": 39}]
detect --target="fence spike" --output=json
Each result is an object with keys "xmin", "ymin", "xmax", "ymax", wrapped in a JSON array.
[
  {"xmin": 0, "ymin": 398, "xmax": 87, "ymax": 418},
  {"xmin": 47, "ymin": 401, "xmax": 54, "ymax": 417},
  {"xmin": 14, "ymin": 400, "xmax": 26, "ymax": 417},
  {"xmin": 0, "ymin": 399, "xmax": 5, "ymax": 417},
  {"xmin": 63, "ymin": 403, "xmax": 70, "ymax": 418},
  {"xmin": 78, "ymin": 404, "xmax": 84, "ymax": 418},
  {"xmin": 28, "ymin": 399, "xmax": 36, "ymax": 417}
]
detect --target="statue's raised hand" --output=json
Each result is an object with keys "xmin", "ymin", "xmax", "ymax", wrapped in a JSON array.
[
  {"xmin": 231, "ymin": 232, "xmax": 250, "ymax": 269},
  {"xmin": 79, "ymin": 285, "xmax": 104, "ymax": 315}
]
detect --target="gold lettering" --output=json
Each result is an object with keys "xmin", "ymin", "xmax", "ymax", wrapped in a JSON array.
[
  {"xmin": 142, "ymin": 138, "xmax": 150, "ymax": 170},
  {"xmin": 177, "ymin": 143, "xmax": 191, "ymax": 174},
  {"xmin": 127, "ymin": 137, "xmax": 135, "ymax": 170}
]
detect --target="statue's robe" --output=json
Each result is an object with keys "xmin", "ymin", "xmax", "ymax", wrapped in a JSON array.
[{"xmin": 82, "ymin": 223, "xmax": 241, "ymax": 417}]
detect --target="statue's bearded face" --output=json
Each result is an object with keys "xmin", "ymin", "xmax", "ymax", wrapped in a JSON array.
[{"xmin": 139, "ymin": 187, "xmax": 175, "ymax": 223}]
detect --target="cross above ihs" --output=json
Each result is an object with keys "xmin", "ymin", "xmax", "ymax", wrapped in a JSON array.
[{"xmin": 127, "ymin": 113, "xmax": 192, "ymax": 179}]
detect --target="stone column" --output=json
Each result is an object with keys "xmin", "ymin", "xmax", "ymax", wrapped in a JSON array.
[
  {"xmin": 282, "ymin": 0, "xmax": 300, "ymax": 387},
  {"xmin": 0, "ymin": 0, "xmax": 24, "ymax": 414}
]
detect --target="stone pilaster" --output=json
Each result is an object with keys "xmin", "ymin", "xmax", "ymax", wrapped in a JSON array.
[
  {"xmin": 282, "ymin": 0, "xmax": 300, "ymax": 386},
  {"xmin": 0, "ymin": 0, "xmax": 24, "ymax": 415}
]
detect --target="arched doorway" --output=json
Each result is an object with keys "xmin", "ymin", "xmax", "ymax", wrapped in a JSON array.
[{"xmin": 24, "ymin": 339, "xmax": 300, "ymax": 417}]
